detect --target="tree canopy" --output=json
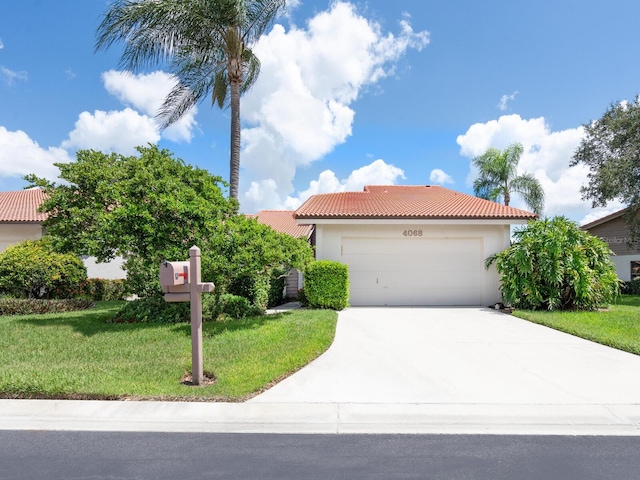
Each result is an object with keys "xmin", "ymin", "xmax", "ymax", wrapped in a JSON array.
[
  {"xmin": 26, "ymin": 145, "xmax": 312, "ymax": 296},
  {"xmin": 472, "ymin": 142, "xmax": 545, "ymax": 215},
  {"xmin": 95, "ymin": 0, "xmax": 286, "ymax": 199},
  {"xmin": 571, "ymin": 97, "xmax": 640, "ymax": 244}
]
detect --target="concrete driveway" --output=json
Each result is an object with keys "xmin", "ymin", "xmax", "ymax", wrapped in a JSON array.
[{"xmin": 250, "ymin": 307, "xmax": 640, "ymax": 405}]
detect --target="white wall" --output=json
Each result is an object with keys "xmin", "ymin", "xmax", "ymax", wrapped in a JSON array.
[
  {"xmin": 0, "ymin": 223, "xmax": 43, "ymax": 252},
  {"xmin": 611, "ymin": 254, "xmax": 640, "ymax": 282},
  {"xmin": 82, "ymin": 256, "xmax": 127, "ymax": 280}
]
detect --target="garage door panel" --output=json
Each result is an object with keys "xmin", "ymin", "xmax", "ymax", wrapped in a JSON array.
[{"xmin": 342, "ymin": 237, "xmax": 484, "ymax": 306}]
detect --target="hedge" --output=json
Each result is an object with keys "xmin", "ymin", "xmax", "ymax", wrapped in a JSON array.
[{"xmin": 304, "ymin": 260, "xmax": 349, "ymax": 310}]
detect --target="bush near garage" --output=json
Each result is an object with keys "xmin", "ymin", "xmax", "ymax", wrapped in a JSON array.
[
  {"xmin": 0, "ymin": 239, "xmax": 87, "ymax": 299},
  {"xmin": 304, "ymin": 260, "xmax": 349, "ymax": 310},
  {"xmin": 486, "ymin": 216, "xmax": 619, "ymax": 310}
]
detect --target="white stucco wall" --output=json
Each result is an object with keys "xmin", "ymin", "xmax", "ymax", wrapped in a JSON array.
[
  {"xmin": 611, "ymin": 254, "xmax": 640, "ymax": 282},
  {"xmin": 82, "ymin": 256, "xmax": 127, "ymax": 280},
  {"xmin": 314, "ymin": 221, "xmax": 512, "ymax": 306},
  {"xmin": 0, "ymin": 223, "xmax": 43, "ymax": 252}
]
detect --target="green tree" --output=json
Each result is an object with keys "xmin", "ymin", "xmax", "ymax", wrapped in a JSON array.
[
  {"xmin": 205, "ymin": 214, "xmax": 313, "ymax": 295},
  {"xmin": 95, "ymin": 0, "xmax": 286, "ymax": 200},
  {"xmin": 571, "ymin": 97, "xmax": 640, "ymax": 244},
  {"xmin": 486, "ymin": 217, "xmax": 619, "ymax": 311},
  {"xmin": 27, "ymin": 145, "xmax": 235, "ymax": 296},
  {"xmin": 472, "ymin": 142, "xmax": 545, "ymax": 215},
  {"xmin": 25, "ymin": 145, "xmax": 313, "ymax": 298}
]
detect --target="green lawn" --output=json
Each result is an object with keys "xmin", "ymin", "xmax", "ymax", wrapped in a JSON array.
[
  {"xmin": 0, "ymin": 301, "xmax": 337, "ymax": 401},
  {"xmin": 512, "ymin": 295, "xmax": 640, "ymax": 355}
]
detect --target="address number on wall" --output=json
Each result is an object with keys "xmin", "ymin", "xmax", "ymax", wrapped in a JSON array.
[{"xmin": 402, "ymin": 229, "xmax": 423, "ymax": 237}]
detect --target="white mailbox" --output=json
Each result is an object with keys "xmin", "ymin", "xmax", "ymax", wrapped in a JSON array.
[{"xmin": 160, "ymin": 261, "xmax": 189, "ymax": 287}]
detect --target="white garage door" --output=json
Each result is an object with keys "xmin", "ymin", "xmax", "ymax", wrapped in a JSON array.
[{"xmin": 341, "ymin": 237, "xmax": 484, "ymax": 306}]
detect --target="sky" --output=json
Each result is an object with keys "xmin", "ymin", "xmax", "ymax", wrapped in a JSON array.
[{"xmin": 1, "ymin": 0, "xmax": 639, "ymax": 223}]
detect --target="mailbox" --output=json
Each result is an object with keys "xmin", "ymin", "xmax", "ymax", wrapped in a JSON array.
[{"xmin": 160, "ymin": 261, "xmax": 189, "ymax": 287}]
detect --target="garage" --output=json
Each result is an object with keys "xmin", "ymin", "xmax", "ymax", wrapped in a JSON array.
[
  {"xmin": 295, "ymin": 185, "xmax": 536, "ymax": 307},
  {"xmin": 342, "ymin": 236, "xmax": 483, "ymax": 306}
]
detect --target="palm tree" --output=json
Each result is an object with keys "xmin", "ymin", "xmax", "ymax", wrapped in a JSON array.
[
  {"xmin": 472, "ymin": 142, "xmax": 545, "ymax": 215},
  {"xmin": 95, "ymin": 0, "xmax": 286, "ymax": 200}
]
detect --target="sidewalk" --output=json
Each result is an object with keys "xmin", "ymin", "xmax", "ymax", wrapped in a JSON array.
[{"xmin": 1, "ymin": 399, "xmax": 640, "ymax": 435}]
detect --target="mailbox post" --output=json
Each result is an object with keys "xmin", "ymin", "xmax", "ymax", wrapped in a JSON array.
[{"xmin": 159, "ymin": 246, "xmax": 214, "ymax": 386}]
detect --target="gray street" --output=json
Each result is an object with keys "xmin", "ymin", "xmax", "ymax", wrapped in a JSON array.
[{"xmin": 2, "ymin": 431, "xmax": 640, "ymax": 480}]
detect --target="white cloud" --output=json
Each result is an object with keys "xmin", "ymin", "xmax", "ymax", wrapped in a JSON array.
[
  {"xmin": 497, "ymin": 91, "xmax": 518, "ymax": 111},
  {"xmin": 429, "ymin": 168, "xmax": 454, "ymax": 185},
  {"xmin": 0, "ymin": 66, "xmax": 28, "ymax": 85},
  {"xmin": 0, "ymin": 38, "xmax": 4, "ymax": 49},
  {"xmin": 239, "ymin": 1, "xmax": 429, "ymax": 211},
  {"xmin": 61, "ymin": 108, "xmax": 160, "ymax": 156},
  {"xmin": 0, "ymin": 127, "xmax": 69, "ymax": 181},
  {"xmin": 456, "ymin": 114, "xmax": 599, "ymax": 219},
  {"xmin": 101, "ymin": 70, "xmax": 198, "ymax": 142},
  {"xmin": 290, "ymin": 159, "xmax": 405, "ymax": 209}
]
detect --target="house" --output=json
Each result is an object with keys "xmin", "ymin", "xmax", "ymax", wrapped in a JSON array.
[
  {"xmin": 250, "ymin": 210, "xmax": 314, "ymax": 298},
  {"xmin": 581, "ymin": 208, "xmax": 640, "ymax": 282},
  {"xmin": 0, "ymin": 188, "xmax": 47, "ymax": 252},
  {"xmin": 294, "ymin": 185, "xmax": 537, "ymax": 306},
  {"xmin": 0, "ymin": 188, "xmax": 125, "ymax": 279}
]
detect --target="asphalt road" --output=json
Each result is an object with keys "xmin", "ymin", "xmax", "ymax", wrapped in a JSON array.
[{"xmin": 2, "ymin": 431, "xmax": 640, "ymax": 480}]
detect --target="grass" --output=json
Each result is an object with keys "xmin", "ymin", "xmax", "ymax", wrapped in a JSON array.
[
  {"xmin": 0, "ymin": 301, "xmax": 337, "ymax": 401},
  {"xmin": 512, "ymin": 295, "xmax": 640, "ymax": 355}
]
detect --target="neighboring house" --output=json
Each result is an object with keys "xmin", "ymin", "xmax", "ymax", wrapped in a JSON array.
[
  {"xmin": 250, "ymin": 210, "xmax": 314, "ymax": 298},
  {"xmin": 582, "ymin": 208, "xmax": 640, "ymax": 282},
  {"xmin": 0, "ymin": 188, "xmax": 125, "ymax": 279},
  {"xmin": 0, "ymin": 188, "xmax": 47, "ymax": 252},
  {"xmin": 294, "ymin": 185, "xmax": 537, "ymax": 306}
]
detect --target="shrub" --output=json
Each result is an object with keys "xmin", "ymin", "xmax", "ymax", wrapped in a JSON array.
[
  {"xmin": 487, "ymin": 216, "xmax": 620, "ymax": 310},
  {"xmin": 0, "ymin": 239, "xmax": 87, "ymax": 299},
  {"xmin": 83, "ymin": 278, "xmax": 128, "ymax": 301},
  {"xmin": 112, "ymin": 296, "xmax": 190, "ymax": 324},
  {"xmin": 218, "ymin": 294, "xmax": 261, "ymax": 319},
  {"xmin": 228, "ymin": 274, "xmax": 269, "ymax": 312},
  {"xmin": 0, "ymin": 298, "xmax": 94, "ymax": 316},
  {"xmin": 297, "ymin": 287, "xmax": 308, "ymax": 307},
  {"xmin": 268, "ymin": 268, "xmax": 286, "ymax": 307},
  {"xmin": 623, "ymin": 278, "xmax": 640, "ymax": 295},
  {"xmin": 304, "ymin": 260, "xmax": 349, "ymax": 310}
]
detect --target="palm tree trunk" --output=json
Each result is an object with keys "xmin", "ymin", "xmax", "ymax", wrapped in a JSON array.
[{"xmin": 229, "ymin": 80, "xmax": 241, "ymax": 200}]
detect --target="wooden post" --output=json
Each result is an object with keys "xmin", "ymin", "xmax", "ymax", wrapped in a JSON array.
[{"xmin": 189, "ymin": 246, "xmax": 203, "ymax": 386}]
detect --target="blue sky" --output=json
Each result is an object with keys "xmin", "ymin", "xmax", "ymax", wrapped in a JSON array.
[{"xmin": 1, "ymin": 0, "xmax": 639, "ymax": 222}]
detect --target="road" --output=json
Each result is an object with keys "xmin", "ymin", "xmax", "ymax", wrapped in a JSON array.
[{"xmin": 2, "ymin": 431, "xmax": 639, "ymax": 479}]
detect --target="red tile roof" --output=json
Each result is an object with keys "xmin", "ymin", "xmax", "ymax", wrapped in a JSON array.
[
  {"xmin": 295, "ymin": 185, "xmax": 537, "ymax": 220},
  {"xmin": 250, "ymin": 210, "xmax": 314, "ymax": 238},
  {"xmin": 0, "ymin": 188, "xmax": 48, "ymax": 222}
]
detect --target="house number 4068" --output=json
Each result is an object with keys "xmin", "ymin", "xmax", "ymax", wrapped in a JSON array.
[{"xmin": 403, "ymin": 229, "xmax": 423, "ymax": 237}]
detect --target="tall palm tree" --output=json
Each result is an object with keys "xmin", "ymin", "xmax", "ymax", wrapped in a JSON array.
[
  {"xmin": 95, "ymin": 0, "xmax": 286, "ymax": 200},
  {"xmin": 472, "ymin": 142, "xmax": 545, "ymax": 215}
]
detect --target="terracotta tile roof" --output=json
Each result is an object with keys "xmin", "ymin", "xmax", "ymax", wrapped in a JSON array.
[
  {"xmin": 295, "ymin": 185, "xmax": 537, "ymax": 220},
  {"xmin": 250, "ymin": 210, "xmax": 314, "ymax": 238},
  {"xmin": 0, "ymin": 188, "xmax": 48, "ymax": 223}
]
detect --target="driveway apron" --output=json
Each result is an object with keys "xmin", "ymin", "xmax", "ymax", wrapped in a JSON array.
[{"xmin": 250, "ymin": 307, "xmax": 640, "ymax": 405}]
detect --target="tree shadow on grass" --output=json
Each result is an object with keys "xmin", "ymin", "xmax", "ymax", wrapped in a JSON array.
[
  {"xmin": 13, "ymin": 303, "xmax": 295, "ymax": 338},
  {"xmin": 171, "ymin": 311, "xmax": 295, "ymax": 338}
]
